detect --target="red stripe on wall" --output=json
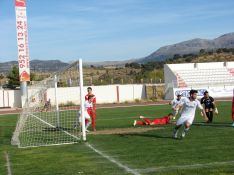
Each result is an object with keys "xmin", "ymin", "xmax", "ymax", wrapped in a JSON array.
[{"xmin": 116, "ymin": 86, "xmax": 119, "ymax": 103}]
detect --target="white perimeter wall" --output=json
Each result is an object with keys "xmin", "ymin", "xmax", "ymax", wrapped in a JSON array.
[
  {"xmin": 47, "ymin": 84, "xmax": 146, "ymax": 105},
  {"xmin": 47, "ymin": 85, "xmax": 146, "ymax": 104},
  {"xmin": 0, "ymin": 90, "xmax": 21, "ymax": 108},
  {"xmin": 118, "ymin": 84, "xmax": 146, "ymax": 103},
  {"xmin": 164, "ymin": 64, "xmax": 178, "ymax": 87},
  {"xmin": 1, "ymin": 84, "xmax": 146, "ymax": 108}
]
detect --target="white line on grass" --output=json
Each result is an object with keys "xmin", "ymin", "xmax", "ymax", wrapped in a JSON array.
[
  {"xmin": 30, "ymin": 114, "xmax": 80, "ymax": 140},
  {"xmin": 135, "ymin": 160, "xmax": 234, "ymax": 173},
  {"xmin": 4, "ymin": 151, "xmax": 12, "ymax": 175},
  {"xmin": 85, "ymin": 143, "xmax": 141, "ymax": 175}
]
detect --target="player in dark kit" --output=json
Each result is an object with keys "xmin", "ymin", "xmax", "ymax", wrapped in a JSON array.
[{"xmin": 200, "ymin": 91, "xmax": 218, "ymax": 123}]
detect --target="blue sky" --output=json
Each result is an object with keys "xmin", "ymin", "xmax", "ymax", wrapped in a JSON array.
[{"xmin": 1, "ymin": 0, "xmax": 234, "ymax": 63}]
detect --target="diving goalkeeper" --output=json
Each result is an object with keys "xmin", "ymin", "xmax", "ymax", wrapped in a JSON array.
[{"xmin": 133, "ymin": 113, "xmax": 174, "ymax": 126}]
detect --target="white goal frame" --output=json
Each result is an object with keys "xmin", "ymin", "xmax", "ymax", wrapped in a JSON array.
[{"xmin": 11, "ymin": 59, "xmax": 86, "ymax": 148}]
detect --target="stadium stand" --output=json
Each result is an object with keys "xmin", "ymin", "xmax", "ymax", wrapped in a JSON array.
[
  {"xmin": 164, "ymin": 62, "xmax": 234, "ymax": 99},
  {"xmin": 176, "ymin": 68, "xmax": 234, "ymax": 87}
]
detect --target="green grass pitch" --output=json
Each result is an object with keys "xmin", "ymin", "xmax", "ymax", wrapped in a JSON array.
[{"xmin": 0, "ymin": 101, "xmax": 234, "ymax": 175}]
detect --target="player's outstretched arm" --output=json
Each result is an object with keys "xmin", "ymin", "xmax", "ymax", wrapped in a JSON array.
[{"xmin": 174, "ymin": 104, "xmax": 182, "ymax": 111}]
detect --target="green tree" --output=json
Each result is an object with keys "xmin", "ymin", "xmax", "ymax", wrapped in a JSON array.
[
  {"xmin": 7, "ymin": 65, "xmax": 20, "ymax": 86},
  {"xmin": 30, "ymin": 72, "xmax": 36, "ymax": 81}
]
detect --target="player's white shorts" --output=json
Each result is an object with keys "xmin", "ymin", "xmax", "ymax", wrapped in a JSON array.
[
  {"xmin": 176, "ymin": 115, "xmax": 195, "ymax": 125},
  {"xmin": 78, "ymin": 110, "xmax": 91, "ymax": 122}
]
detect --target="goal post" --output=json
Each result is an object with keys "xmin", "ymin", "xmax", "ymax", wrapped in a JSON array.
[
  {"xmin": 78, "ymin": 59, "xmax": 86, "ymax": 141},
  {"xmin": 11, "ymin": 59, "xmax": 87, "ymax": 148}
]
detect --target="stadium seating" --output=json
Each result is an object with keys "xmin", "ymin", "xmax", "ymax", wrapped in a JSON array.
[
  {"xmin": 174, "ymin": 67, "xmax": 234, "ymax": 87},
  {"xmin": 164, "ymin": 62, "xmax": 234, "ymax": 99}
]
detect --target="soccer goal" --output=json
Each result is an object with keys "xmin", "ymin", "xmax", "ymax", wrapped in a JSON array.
[{"xmin": 11, "ymin": 59, "xmax": 87, "ymax": 148}]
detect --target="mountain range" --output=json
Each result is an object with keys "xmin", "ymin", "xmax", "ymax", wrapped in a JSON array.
[
  {"xmin": 1, "ymin": 32, "xmax": 234, "ymax": 73},
  {"xmin": 139, "ymin": 32, "xmax": 234, "ymax": 63},
  {"xmin": 0, "ymin": 60, "xmax": 69, "ymax": 74}
]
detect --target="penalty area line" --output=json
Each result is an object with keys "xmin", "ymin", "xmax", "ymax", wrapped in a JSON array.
[
  {"xmin": 85, "ymin": 143, "xmax": 141, "ymax": 175},
  {"xmin": 135, "ymin": 160, "xmax": 234, "ymax": 173}
]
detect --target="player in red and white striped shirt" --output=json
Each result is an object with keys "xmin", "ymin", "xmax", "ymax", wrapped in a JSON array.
[
  {"xmin": 74, "ymin": 95, "xmax": 93, "ymax": 132},
  {"xmin": 85, "ymin": 87, "xmax": 97, "ymax": 131}
]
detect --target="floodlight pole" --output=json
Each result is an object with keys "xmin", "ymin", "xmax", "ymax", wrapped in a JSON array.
[{"xmin": 78, "ymin": 59, "xmax": 86, "ymax": 141}]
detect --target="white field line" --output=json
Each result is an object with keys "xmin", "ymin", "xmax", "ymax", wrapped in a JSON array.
[
  {"xmin": 18, "ymin": 142, "xmax": 78, "ymax": 149},
  {"xmin": 85, "ymin": 143, "xmax": 141, "ymax": 175},
  {"xmin": 4, "ymin": 151, "xmax": 12, "ymax": 175},
  {"xmin": 135, "ymin": 160, "xmax": 234, "ymax": 173},
  {"xmin": 30, "ymin": 114, "xmax": 80, "ymax": 140}
]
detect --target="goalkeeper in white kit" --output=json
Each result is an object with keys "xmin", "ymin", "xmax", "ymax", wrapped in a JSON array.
[{"xmin": 173, "ymin": 90, "xmax": 207, "ymax": 139}]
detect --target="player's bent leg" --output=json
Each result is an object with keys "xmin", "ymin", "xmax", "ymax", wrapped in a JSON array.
[
  {"xmin": 84, "ymin": 112, "xmax": 91, "ymax": 132},
  {"xmin": 209, "ymin": 110, "xmax": 213, "ymax": 123},
  {"xmin": 173, "ymin": 124, "xmax": 182, "ymax": 139},
  {"xmin": 173, "ymin": 117, "xmax": 185, "ymax": 138},
  {"xmin": 173, "ymin": 116, "xmax": 190, "ymax": 139},
  {"xmin": 90, "ymin": 112, "xmax": 96, "ymax": 131},
  {"xmin": 205, "ymin": 108, "xmax": 211, "ymax": 123},
  {"xmin": 143, "ymin": 118, "xmax": 151, "ymax": 125},
  {"xmin": 85, "ymin": 119, "xmax": 91, "ymax": 132},
  {"xmin": 134, "ymin": 121, "xmax": 146, "ymax": 126},
  {"xmin": 181, "ymin": 122, "xmax": 191, "ymax": 138}
]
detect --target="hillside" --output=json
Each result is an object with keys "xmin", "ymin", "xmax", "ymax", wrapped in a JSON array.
[
  {"xmin": 1, "ymin": 51, "xmax": 234, "ymax": 87},
  {"xmin": 0, "ymin": 60, "xmax": 69, "ymax": 74},
  {"xmin": 165, "ymin": 48, "xmax": 234, "ymax": 64},
  {"xmin": 85, "ymin": 50, "xmax": 234, "ymax": 85},
  {"xmin": 1, "ymin": 32, "xmax": 234, "ymax": 72},
  {"xmin": 139, "ymin": 32, "xmax": 234, "ymax": 63}
]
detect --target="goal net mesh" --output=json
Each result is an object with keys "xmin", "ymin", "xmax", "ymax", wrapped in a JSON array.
[{"xmin": 11, "ymin": 60, "xmax": 84, "ymax": 148}]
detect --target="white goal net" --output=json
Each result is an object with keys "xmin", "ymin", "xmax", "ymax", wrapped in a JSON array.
[{"xmin": 11, "ymin": 59, "xmax": 86, "ymax": 148}]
